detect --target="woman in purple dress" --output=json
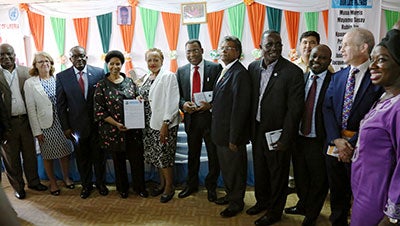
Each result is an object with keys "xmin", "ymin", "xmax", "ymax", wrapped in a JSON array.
[{"xmin": 350, "ymin": 25, "xmax": 400, "ymax": 226}]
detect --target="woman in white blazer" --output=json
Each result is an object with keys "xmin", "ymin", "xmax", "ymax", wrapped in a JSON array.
[
  {"xmin": 139, "ymin": 48, "xmax": 180, "ymax": 203},
  {"xmin": 24, "ymin": 52, "xmax": 74, "ymax": 196}
]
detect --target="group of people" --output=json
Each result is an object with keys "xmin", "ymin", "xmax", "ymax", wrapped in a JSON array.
[{"xmin": 0, "ymin": 21, "xmax": 399, "ymax": 226}]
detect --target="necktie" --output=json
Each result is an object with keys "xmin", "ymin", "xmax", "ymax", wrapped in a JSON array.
[
  {"xmin": 342, "ymin": 68, "xmax": 359, "ymax": 129},
  {"xmin": 301, "ymin": 75, "xmax": 318, "ymax": 135},
  {"xmin": 217, "ymin": 67, "xmax": 228, "ymax": 85},
  {"xmin": 192, "ymin": 66, "xmax": 200, "ymax": 100},
  {"xmin": 78, "ymin": 71, "xmax": 85, "ymax": 95}
]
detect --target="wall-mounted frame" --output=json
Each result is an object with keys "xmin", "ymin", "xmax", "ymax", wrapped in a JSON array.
[
  {"xmin": 117, "ymin": 5, "xmax": 132, "ymax": 25},
  {"xmin": 181, "ymin": 2, "xmax": 207, "ymax": 25}
]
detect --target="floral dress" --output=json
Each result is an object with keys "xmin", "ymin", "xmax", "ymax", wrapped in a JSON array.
[
  {"xmin": 139, "ymin": 76, "xmax": 178, "ymax": 168},
  {"xmin": 94, "ymin": 74, "xmax": 141, "ymax": 150}
]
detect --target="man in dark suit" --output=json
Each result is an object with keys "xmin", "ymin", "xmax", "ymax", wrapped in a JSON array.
[
  {"xmin": 247, "ymin": 30, "xmax": 304, "ymax": 226},
  {"xmin": 211, "ymin": 36, "xmax": 251, "ymax": 218},
  {"xmin": 56, "ymin": 46, "xmax": 108, "ymax": 199},
  {"xmin": 176, "ymin": 39, "xmax": 221, "ymax": 202},
  {"xmin": 323, "ymin": 28, "xmax": 383, "ymax": 226},
  {"xmin": 0, "ymin": 43, "xmax": 48, "ymax": 199},
  {"xmin": 284, "ymin": 45, "xmax": 333, "ymax": 226}
]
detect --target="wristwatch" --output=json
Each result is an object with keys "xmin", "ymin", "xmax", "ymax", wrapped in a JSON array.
[
  {"xmin": 389, "ymin": 217, "xmax": 399, "ymax": 224},
  {"xmin": 163, "ymin": 120, "xmax": 170, "ymax": 125}
]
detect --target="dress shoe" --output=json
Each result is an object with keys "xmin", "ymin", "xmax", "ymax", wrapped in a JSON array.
[
  {"xmin": 15, "ymin": 190, "xmax": 26, "ymax": 199},
  {"xmin": 136, "ymin": 190, "xmax": 149, "ymax": 198},
  {"xmin": 215, "ymin": 196, "xmax": 229, "ymax": 205},
  {"xmin": 151, "ymin": 187, "xmax": 164, "ymax": 197},
  {"xmin": 119, "ymin": 192, "xmax": 128, "ymax": 199},
  {"xmin": 246, "ymin": 204, "xmax": 267, "ymax": 215},
  {"xmin": 63, "ymin": 180, "xmax": 75, "ymax": 189},
  {"xmin": 302, "ymin": 217, "xmax": 317, "ymax": 226},
  {"xmin": 80, "ymin": 187, "xmax": 93, "ymax": 199},
  {"xmin": 28, "ymin": 183, "xmax": 48, "ymax": 191},
  {"xmin": 220, "ymin": 207, "xmax": 242, "ymax": 218},
  {"xmin": 178, "ymin": 187, "xmax": 198, "ymax": 198},
  {"xmin": 50, "ymin": 189, "xmax": 61, "ymax": 196},
  {"xmin": 284, "ymin": 206, "xmax": 305, "ymax": 215},
  {"xmin": 96, "ymin": 184, "xmax": 109, "ymax": 196},
  {"xmin": 160, "ymin": 191, "xmax": 175, "ymax": 203},
  {"xmin": 254, "ymin": 215, "xmax": 281, "ymax": 226},
  {"xmin": 207, "ymin": 189, "xmax": 217, "ymax": 202}
]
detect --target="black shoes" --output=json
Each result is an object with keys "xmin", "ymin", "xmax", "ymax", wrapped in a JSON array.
[
  {"xmin": 284, "ymin": 206, "xmax": 305, "ymax": 215},
  {"xmin": 178, "ymin": 187, "xmax": 198, "ymax": 198},
  {"xmin": 215, "ymin": 196, "xmax": 229, "ymax": 205},
  {"xmin": 220, "ymin": 207, "xmax": 242, "ymax": 218},
  {"xmin": 14, "ymin": 190, "xmax": 26, "ymax": 199},
  {"xmin": 64, "ymin": 181, "xmax": 75, "ymax": 189},
  {"xmin": 151, "ymin": 187, "xmax": 164, "ymax": 197},
  {"xmin": 246, "ymin": 204, "xmax": 267, "ymax": 215},
  {"xmin": 119, "ymin": 191, "xmax": 129, "ymax": 199},
  {"xmin": 50, "ymin": 189, "xmax": 61, "ymax": 196},
  {"xmin": 80, "ymin": 186, "xmax": 93, "ymax": 199},
  {"xmin": 136, "ymin": 190, "xmax": 149, "ymax": 198},
  {"xmin": 254, "ymin": 215, "xmax": 281, "ymax": 226},
  {"xmin": 207, "ymin": 189, "xmax": 217, "ymax": 202},
  {"xmin": 28, "ymin": 183, "xmax": 48, "ymax": 191},
  {"xmin": 160, "ymin": 191, "xmax": 175, "ymax": 203},
  {"xmin": 96, "ymin": 184, "xmax": 109, "ymax": 196}
]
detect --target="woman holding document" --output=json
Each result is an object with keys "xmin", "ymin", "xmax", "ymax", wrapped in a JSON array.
[
  {"xmin": 138, "ymin": 48, "xmax": 180, "ymax": 203},
  {"xmin": 94, "ymin": 50, "xmax": 147, "ymax": 199}
]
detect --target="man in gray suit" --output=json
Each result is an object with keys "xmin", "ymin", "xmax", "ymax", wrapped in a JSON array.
[
  {"xmin": 176, "ymin": 39, "xmax": 221, "ymax": 202},
  {"xmin": 0, "ymin": 43, "xmax": 47, "ymax": 199},
  {"xmin": 56, "ymin": 46, "xmax": 107, "ymax": 199}
]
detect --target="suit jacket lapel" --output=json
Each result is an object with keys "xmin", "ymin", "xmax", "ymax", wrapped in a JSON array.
[
  {"xmin": 352, "ymin": 70, "xmax": 371, "ymax": 111},
  {"xmin": 203, "ymin": 61, "xmax": 211, "ymax": 91},
  {"xmin": 184, "ymin": 64, "xmax": 191, "ymax": 97},
  {"xmin": 0, "ymin": 70, "xmax": 10, "ymax": 93},
  {"xmin": 32, "ymin": 76, "xmax": 48, "ymax": 98},
  {"xmin": 263, "ymin": 57, "xmax": 283, "ymax": 97}
]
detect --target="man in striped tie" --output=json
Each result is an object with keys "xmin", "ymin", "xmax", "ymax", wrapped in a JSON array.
[{"xmin": 322, "ymin": 28, "xmax": 383, "ymax": 226}]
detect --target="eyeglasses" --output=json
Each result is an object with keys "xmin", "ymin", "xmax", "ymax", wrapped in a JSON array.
[
  {"xmin": 218, "ymin": 46, "xmax": 236, "ymax": 51},
  {"xmin": 186, "ymin": 49, "xmax": 201, "ymax": 54},
  {"xmin": 36, "ymin": 60, "xmax": 50, "ymax": 64},
  {"xmin": 71, "ymin": 54, "xmax": 86, "ymax": 59},
  {"xmin": 262, "ymin": 42, "xmax": 283, "ymax": 49}
]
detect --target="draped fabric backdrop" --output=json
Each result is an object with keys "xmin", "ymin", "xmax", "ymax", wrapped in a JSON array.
[{"xmin": 0, "ymin": 0, "xmax": 398, "ymax": 74}]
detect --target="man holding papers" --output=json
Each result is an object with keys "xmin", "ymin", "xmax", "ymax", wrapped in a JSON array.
[
  {"xmin": 247, "ymin": 30, "xmax": 304, "ymax": 226},
  {"xmin": 176, "ymin": 39, "xmax": 222, "ymax": 202}
]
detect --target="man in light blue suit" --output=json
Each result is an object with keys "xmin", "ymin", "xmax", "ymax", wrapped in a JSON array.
[{"xmin": 56, "ymin": 46, "xmax": 107, "ymax": 199}]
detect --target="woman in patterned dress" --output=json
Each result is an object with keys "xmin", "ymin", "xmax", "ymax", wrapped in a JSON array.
[
  {"xmin": 94, "ymin": 50, "xmax": 147, "ymax": 199},
  {"xmin": 139, "ymin": 48, "xmax": 180, "ymax": 203},
  {"xmin": 24, "ymin": 52, "xmax": 74, "ymax": 196}
]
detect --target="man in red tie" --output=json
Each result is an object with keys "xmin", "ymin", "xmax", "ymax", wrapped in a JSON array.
[
  {"xmin": 176, "ymin": 40, "xmax": 222, "ymax": 202},
  {"xmin": 56, "ymin": 46, "xmax": 108, "ymax": 199},
  {"xmin": 284, "ymin": 45, "xmax": 333, "ymax": 226}
]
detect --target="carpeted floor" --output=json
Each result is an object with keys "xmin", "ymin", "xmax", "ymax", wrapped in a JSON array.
[{"xmin": 1, "ymin": 173, "xmax": 331, "ymax": 226}]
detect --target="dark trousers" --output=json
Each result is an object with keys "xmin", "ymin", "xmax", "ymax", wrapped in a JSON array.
[
  {"xmin": 185, "ymin": 113, "xmax": 219, "ymax": 191},
  {"xmin": 111, "ymin": 130, "xmax": 145, "ymax": 193},
  {"xmin": 74, "ymin": 133, "xmax": 106, "ymax": 188},
  {"xmin": 325, "ymin": 155, "xmax": 352, "ymax": 226},
  {"xmin": 1, "ymin": 116, "xmax": 40, "ymax": 192},
  {"xmin": 292, "ymin": 136, "xmax": 328, "ymax": 220},
  {"xmin": 252, "ymin": 124, "xmax": 290, "ymax": 219},
  {"xmin": 216, "ymin": 144, "xmax": 247, "ymax": 211}
]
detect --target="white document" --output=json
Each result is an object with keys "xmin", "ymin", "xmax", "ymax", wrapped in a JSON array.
[
  {"xmin": 193, "ymin": 91, "xmax": 213, "ymax": 106},
  {"xmin": 265, "ymin": 129, "xmax": 282, "ymax": 150},
  {"xmin": 326, "ymin": 145, "xmax": 339, "ymax": 158},
  {"xmin": 123, "ymin": 99, "xmax": 145, "ymax": 129}
]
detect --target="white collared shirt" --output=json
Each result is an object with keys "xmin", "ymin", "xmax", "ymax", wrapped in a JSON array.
[{"xmin": 0, "ymin": 65, "xmax": 27, "ymax": 115}]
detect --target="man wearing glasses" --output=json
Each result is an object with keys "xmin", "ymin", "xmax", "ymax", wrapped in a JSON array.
[
  {"xmin": 247, "ymin": 30, "xmax": 304, "ymax": 225},
  {"xmin": 176, "ymin": 39, "xmax": 221, "ymax": 202},
  {"xmin": 211, "ymin": 36, "xmax": 252, "ymax": 218},
  {"xmin": 56, "ymin": 46, "xmax": 107, "ymax": 199}
]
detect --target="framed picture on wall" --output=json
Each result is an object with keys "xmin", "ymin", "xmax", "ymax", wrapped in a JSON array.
[
  {"xmin": 117, "ymin": 5, "xmax": 132, "ymax": 25},
  {"xmin": 181, "ymin": 2, "xmax": 207, "ymax": 25}
]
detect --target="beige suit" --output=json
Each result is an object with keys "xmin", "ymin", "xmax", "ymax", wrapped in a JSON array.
[{"xmin": 0, "ymin": 65, "xmax": 40, "ymax": 192}]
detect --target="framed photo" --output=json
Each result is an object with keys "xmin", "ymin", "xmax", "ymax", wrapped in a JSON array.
[
  {"xmin": 117, "ymin": 5, "xmax": 132, "ymax": 25},
  {"xmin": 181, "ymin": 2, "xmax": 207, "ymax": 25}
]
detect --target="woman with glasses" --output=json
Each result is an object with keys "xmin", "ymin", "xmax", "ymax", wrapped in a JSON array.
[{"xmin": 24, "ymin": 52, "xmax": 74, "ymax": 196}]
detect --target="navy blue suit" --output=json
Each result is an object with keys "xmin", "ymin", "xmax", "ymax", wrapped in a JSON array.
[
  {"xmin": 56, "ymin": 65, "xmax": 106, "ymax": 188},
  {"xmin": 323, "ymin": 66, "xmax": 383, "ymax": 225}
]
